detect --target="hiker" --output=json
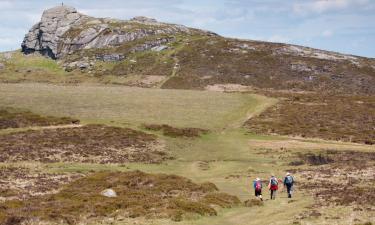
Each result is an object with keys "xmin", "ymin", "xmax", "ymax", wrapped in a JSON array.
[
  {"xmin": 284, "ymin": 172, "xmax": 294, "ymax": 198},
  {"xmin": 253, "ymin": 178, "xmax": 263, "ymax": 201},
  {"xmin": 268, "ymin": 175, "xmax": 279, "ymax": 200}
]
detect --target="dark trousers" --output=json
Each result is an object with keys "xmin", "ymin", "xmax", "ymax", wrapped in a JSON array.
[
  {"xmin": 270, "ymin": 190, "xmax": 276, "ymax": 199},
  {"xmin": 286, "ymin": 184, "xmax": 293, "ymax": 198}
]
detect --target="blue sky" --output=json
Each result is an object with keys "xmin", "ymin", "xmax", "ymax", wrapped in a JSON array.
[{"xmin": 0, "ymin": 0, "xmax": 374, "ymax": 58}]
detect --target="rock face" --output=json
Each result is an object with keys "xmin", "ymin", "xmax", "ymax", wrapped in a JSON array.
[
  {"xmin": 22, "ymin": 6, "xmax": 86, "ymax": 59},
  {"xmin": 21, "ymin": 5, "xmax": 199, "ymax": 60}
]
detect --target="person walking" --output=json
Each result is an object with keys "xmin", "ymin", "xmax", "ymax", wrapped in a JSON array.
[
  {"xmin": 268, "ymin": 175, "xmax": 279, "ymax": 200},
  {"xmin": 253, "ymin": 178, "xmax": 263, "ymax": 201},
  {"xmin": 284, "ymin": 172, "xmax": 294, "ymax": 198}
]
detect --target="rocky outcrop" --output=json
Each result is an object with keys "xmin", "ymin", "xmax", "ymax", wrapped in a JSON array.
[
  {"xmin": 22, "ymin": 5, "xmax": 87, "ymax": 59},
  {"xmin": 130, "ymin": 37, "xmax": 173, "ymax": 53},
  {"xmin": 21, "ymin": 5, "xmax": 202, "ymax": 60},
  {"xmin": 95, "ymin": 54, "xmax": 125, "ymax": 62}
]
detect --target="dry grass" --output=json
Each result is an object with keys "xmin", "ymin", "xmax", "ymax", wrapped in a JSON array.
[
  {"xmin": 0, "ymin": 124, "xmax": 167, "ymax": 164},
  {"xmin": 0, "ymin": 171, "xmax": 240, "ymax": 224},
  {"xmin": 0, "ymin": 83, "xmax": 266, "ymax": 130}
]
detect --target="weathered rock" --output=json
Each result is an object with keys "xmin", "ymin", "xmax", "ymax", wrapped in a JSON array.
[
  {"xmin": 151, "ymin": 45, "xmax": 168, "ymax": 52},
  {"xmin": 101, "ymin": 189, "xmax": 117, "ymax": 198},
  {"xmin": 0, "ymin": 63, "xmax": 5, "ymax": 70},
  {"xmin": 22, "ymin": 5, "xmax": 86, "ymax": 59},
  {"xmin": 130, "ymin": 16, "xmax": 158, "ymax": 24},
  {"xmin": 77, "ymin": 61, "xmax": 90, "ymax": 69},
  {"xmin": 131, "ymin": 38, "xmax": 173, "ymax": 53},
  {"xmin": 21, "ymin": 5, "xmax": 203, "ymax": 60},
  {"xmin": 96, "ymin": 54, "xmax": 125, "ymax": 62}
]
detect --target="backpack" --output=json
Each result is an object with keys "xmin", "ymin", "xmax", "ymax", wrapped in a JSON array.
[
  {"xmin": 255, "ymin": 181, "xmax": 261, "ymax": 191},
  {"xmin": 271, "ymin": 177, "xmax": 278, "ymax": 186},
  {"xmin": 285, "ymin": 176, "xmax": 293, "ymax": 184}
]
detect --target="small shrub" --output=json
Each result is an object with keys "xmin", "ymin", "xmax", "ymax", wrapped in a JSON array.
[
  {"xmin": 143, "ymin": 123, "xmax": 209, "ymax": 138},
  {"xmin": 244, "ymin": 199, "xmax": 264, "ymax": 207},
  {"xmin": 288, "ymin": 160, "xmax": 305, "ymax": 166}
]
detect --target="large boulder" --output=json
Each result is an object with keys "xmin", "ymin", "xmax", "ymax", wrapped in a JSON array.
[{"xmin": 22, "ymin": 5, "xmax": 86, "ymax": 59}]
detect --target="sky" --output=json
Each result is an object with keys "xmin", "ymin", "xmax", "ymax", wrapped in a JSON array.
[{"xmin": 0, "ymin": 0, "xmax": 374, "ymax": 58}]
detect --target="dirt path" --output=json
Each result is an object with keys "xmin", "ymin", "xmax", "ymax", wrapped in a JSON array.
[{"xmin": 226, "ymin": 94, "xmax": 278, "ymax": 130}]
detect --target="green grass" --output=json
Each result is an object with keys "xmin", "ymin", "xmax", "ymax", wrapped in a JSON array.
[
  {"xmin": 1, "ymin": 51, "xmax": 65, "ymax": 74},
  {"xmin": 0, "ymin": 83, "xmax": 275, "ymax": 130}
]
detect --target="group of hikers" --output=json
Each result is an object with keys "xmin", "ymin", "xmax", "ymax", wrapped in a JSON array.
[{"xmin": 252, "ymin": 172, "xmax": 294, "ymax": 201}]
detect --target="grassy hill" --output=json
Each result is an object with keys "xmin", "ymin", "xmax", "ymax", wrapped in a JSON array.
[
  {"xmin": 3, "ymin": 4, "xmax": 375, "ymax": 95},
  {"xmin": 0, "ymin": 5, "xmax": 374, "ymax": 225},
  {"xmin": 0, "ymin": 83, "xmax": 374, "ymax": 225}
]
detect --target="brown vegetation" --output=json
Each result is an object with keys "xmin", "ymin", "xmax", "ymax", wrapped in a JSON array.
[
  {"xmin": 0, "ymin": 107, "xmax": 79, "ymax": 129},
  {"xmin": 246, "ymin": 93, "xmax": 375, "ymax": 144},
  {"xmin": 290, "ymin": 150, "xmax": 375, "ymax": 207},
  {"xmin": 0, "ymin": 124, "xmax": 167, "ymax": 163},
  {"xmin": 143, "ymin": 124, "xmax": 209, "ymax": 138},
  {"xmin": 244, "ymin": 199, "xmax": 264, "ymax": 207},
  {"xmin": 0, "ymin": 171, "xmax": 240, "ymax": 224},
  {"xmin": 0, "ymin": 166, "xmax": 82, "ymax": 200},
  {"xmin": 161, "ymin": 37, "xmax": 375, "ymax": 95}
]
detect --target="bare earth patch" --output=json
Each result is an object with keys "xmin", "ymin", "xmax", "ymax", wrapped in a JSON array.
[
  {"xmin": 205, "ymin": 84, "xmax": 254, "ymax": 92},
  {"xmin": 0, "ymin": 124, "xmax": 168, "ymax": 164},
  {"xmin": 0, "ymin": 171, "xmax": 240, "ymax": 224}
]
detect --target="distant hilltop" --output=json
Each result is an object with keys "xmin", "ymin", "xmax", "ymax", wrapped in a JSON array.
[
  {"xmin": 21, "ymin": 5, "xmax": 214, "ymax": 59},
  {"xmin": 21, "ymin": 5, "xmax": 375, "ymax": 94}
]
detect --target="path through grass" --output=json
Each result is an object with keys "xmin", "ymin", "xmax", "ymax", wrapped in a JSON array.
[{"xmin": 1, "ymin": 83, "xmax": 373, "ymax": 224}]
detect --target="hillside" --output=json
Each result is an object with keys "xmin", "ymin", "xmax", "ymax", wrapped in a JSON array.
[
  {"xmin": 16, "ymin": 5, "xmax": 375, "ymax": 94},
  {"xmin": 0, "ymin": 4, "xmax": 374, "ymax": 225}
]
